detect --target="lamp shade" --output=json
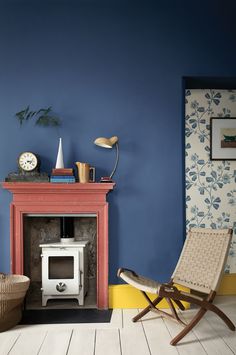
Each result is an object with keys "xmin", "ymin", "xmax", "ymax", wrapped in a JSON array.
[{"xmin": 94, "ymin": 136, "xmax": 118, "ymax": 148}]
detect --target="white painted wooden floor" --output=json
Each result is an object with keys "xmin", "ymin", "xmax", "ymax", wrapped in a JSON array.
[{"xmin": 0, "ymin": 296, "xmax": 236, "ymax": 355}]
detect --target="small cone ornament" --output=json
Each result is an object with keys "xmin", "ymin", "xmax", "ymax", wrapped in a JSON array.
[{"xmin": 55, "ymin": 137, "xmax": 64, "ymax": 168}]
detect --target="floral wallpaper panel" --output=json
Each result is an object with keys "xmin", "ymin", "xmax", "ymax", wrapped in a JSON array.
[{"xmin": 185, "ymin": 89, "xmax": 236, "ymax": 273}]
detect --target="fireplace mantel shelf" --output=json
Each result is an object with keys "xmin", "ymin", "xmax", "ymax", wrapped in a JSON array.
[
  {"xmin": 2, "ymin": 182, "xmax": 115, "ymax": 193},
  {"xmin": 2, "ymin": 182, "xmax": 115, "ymax": 203},
  {"xmin": 1, "ymin": 181, "xmax": 115, "ymax": 309}
]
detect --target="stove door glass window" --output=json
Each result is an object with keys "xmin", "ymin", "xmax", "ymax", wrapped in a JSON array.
[{"xmin": 49, "ymin": 256, "xmax": 74, "ymax": 279}]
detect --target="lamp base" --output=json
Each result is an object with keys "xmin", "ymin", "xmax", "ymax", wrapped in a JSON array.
[{"xmin": 100, "ymin": 176, "xmax": 113, "ymax": 183}]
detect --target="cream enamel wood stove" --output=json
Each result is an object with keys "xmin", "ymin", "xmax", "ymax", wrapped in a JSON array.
[{"xmin": 40, "ymin": 241, "xmax": 89, "ymax": 306}]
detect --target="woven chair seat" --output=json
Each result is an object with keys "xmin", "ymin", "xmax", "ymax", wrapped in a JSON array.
[{"xmin": 119, "ymin": 269, "xmax": 161, "ymax": 294}]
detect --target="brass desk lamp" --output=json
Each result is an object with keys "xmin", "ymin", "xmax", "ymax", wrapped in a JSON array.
[{"xmin": 94, "ymin": 136, "xmax": 119, "ymax": 182}]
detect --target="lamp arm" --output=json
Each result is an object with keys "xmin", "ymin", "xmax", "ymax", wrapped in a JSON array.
[{"xmin": 109, "ymin": 143, "xmax": 119, "ymax": 179}]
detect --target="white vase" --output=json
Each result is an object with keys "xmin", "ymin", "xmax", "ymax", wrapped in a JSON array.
[{"xmin": 55, "ymin": 137, "xmax": 64, "ymax": 168}]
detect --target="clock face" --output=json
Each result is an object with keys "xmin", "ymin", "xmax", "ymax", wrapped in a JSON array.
[{"xmin": 18, "ymin": 152, "xmax": 38, "ymax": 172}]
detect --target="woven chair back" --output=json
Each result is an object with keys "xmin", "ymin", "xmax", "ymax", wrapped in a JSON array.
[{"xmin": 172, "ymin": 228, "xmax": 232, "ymax": 294}]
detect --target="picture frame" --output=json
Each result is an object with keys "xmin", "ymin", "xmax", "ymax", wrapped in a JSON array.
[{"xmin": 210, "ymin": 117, "xmax": 236, "ymax": 160}]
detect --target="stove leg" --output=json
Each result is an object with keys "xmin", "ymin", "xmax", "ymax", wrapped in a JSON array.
[{"xmin": 42, "ymin": 295, "xmax": 49, "ymax": 307}]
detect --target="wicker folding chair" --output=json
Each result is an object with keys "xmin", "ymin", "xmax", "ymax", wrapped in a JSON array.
[{"xmin": 118, "ymin": 228, "xmax": 235, "ymax": 345}]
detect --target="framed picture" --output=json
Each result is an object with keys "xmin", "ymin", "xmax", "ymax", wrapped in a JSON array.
[{"xmin": 210, "ymin": 117, "xmax": 236, "ymax": 160}]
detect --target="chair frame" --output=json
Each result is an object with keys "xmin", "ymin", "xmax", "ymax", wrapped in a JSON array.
[{"xmin": 117, "ymin": 228, "xmax": 235, "ymax": 345}]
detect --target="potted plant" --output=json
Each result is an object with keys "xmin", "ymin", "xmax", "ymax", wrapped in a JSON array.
[{"xmin": 15, "ymin": 106, "xmax": 61, "ymax": 126}]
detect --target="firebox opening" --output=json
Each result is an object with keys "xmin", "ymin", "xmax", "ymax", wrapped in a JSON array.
[{"xmin": 23, "ymin": 215, "xmax": 97, "ymax": 310}]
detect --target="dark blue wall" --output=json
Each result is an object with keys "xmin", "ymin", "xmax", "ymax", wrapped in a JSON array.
[{"xmin": 1, "ymin": 0, "xmax": 236, "ymax": 283}]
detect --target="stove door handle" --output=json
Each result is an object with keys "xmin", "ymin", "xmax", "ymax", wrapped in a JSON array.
[{"xmin": 56, "ymin": 282, "xmax": 66, "ymax": 292}]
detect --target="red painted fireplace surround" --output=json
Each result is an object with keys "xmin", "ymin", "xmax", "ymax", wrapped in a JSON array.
[{"xmin": 2, "ymin": 182, "xmax": 115, "ymax": 309}]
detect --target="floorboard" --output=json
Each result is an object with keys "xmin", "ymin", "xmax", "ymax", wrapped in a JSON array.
[
  {"xmin": 1, "ymin": 296, "xmax": 235, "ymax": 355},
  {"xmin": 95, "ymin": 329, "xmax": 121, "ymax": 355},
  {"xmin": 205, "ymin": 310, "xmax": 236, "ymax": 354},
  {"xmin": 181, "ymin": 310, "xmax": 234, "ymax": 355},
  {"xmin": 120, "ymin": 309, "xmax": 151, "ymax": 355},
  {"xmin": 163, "ymin": 316, "xmax": 207, "ymax": 355},
  {"xmin": 140, "ymin": 310, "xmax": 179, "ymax": 355},
  {"xmin": 67, "ymin": 329, "xmax": 95, "ymax": 355},
  {"xmin": 9, "ymin": 331, "xmax": 46, "ymax": 355},
  {"xmin": 38, "ymin": 329, "xmax": 72, "ymax": 355},
  {"xmin": 0, "ymin": 331, "xmax": 20, "ymax": 355}
]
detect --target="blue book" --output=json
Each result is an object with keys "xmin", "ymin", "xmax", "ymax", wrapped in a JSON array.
[
  {"xmin": 50, "ymin": 181, "xmax": 75, "ymax": 183},
  {"xmin": 50, "ymin": 175, "xmax": 75, "ymax": 179},
  {"xmin": 50, "ymin": 177, "xmax": 76, "ymax": 183}
]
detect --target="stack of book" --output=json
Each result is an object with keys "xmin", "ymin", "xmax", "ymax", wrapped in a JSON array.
[{"xmin": 50, "ymin": 168, "xmax": 76, "ymax": 183}]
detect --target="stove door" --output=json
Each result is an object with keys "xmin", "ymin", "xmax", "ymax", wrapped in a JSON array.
[{"xmin": 41, "ymin": 249, "xmax": 80, "ymax": 296}]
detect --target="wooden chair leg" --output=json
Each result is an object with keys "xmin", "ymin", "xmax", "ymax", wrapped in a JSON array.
[
  {"xmin": 172, "ymin": 299, "xmax": 185, "ymax": 311},
  {"xmin": 206, "ymin": 303, "xmax": 235, "ymax": 331},
  {"xmin": 132, "ymin": 295, "xmax": 163, "ymax": 322},
  {"xmin": 170, "ymin": 307, "xmax": 207, "ymax": 346},
  {"xmin": 166, "ymin": 298, "xmax": 186, "ymax": 326}
]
